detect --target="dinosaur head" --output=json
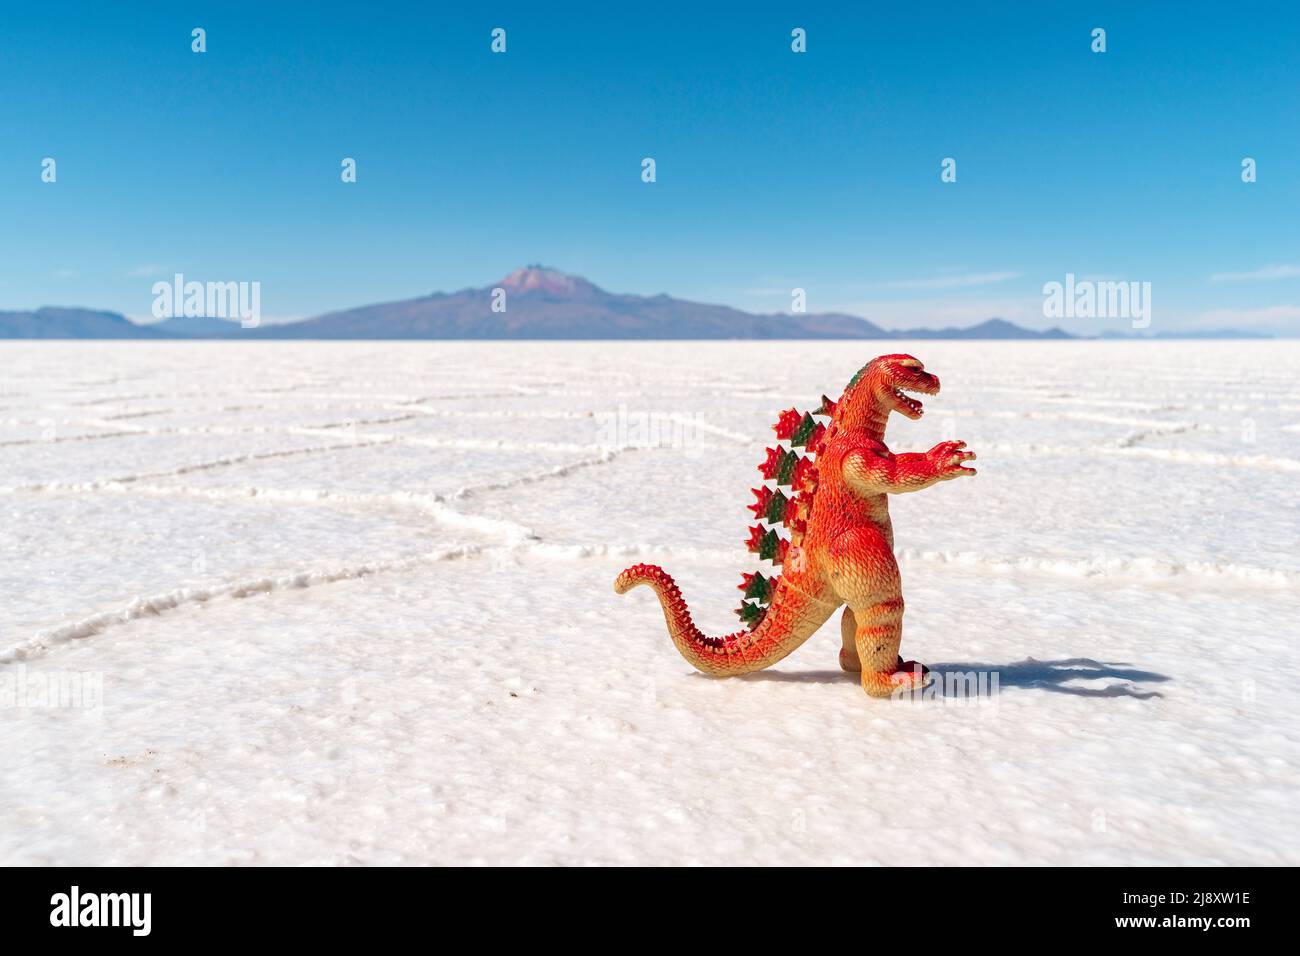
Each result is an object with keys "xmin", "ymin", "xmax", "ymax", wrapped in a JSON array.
[{"xmin": 836, "ymin": 354, "xmax": 940, "ymax": 427}]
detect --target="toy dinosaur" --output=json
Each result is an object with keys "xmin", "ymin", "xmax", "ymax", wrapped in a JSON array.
[{"xmin": 614, "ymin": 354, "xmax": 976, "ymax": 697}]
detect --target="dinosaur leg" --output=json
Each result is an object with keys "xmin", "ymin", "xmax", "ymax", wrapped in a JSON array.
[
  {"xmin": 838, "ymin": 608, "xmax": 861, "ymax": 671},
  {"xmin": 838, "ymin": 607, "xmax": 905, "ymax": 674},
  {"xmin": 826, "ymin": 528, "xmax": 929, "ymax": 697},
  {"xmin": 851, "ymin": 597, "xmax": 931, "ymax": 697}
]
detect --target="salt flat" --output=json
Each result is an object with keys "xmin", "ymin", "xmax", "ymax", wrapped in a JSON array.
[{"xmin": 1, "ymin": 340, "xmax": 1297, "ymax": 865}]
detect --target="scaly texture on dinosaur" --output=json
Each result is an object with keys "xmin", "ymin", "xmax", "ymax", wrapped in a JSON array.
[{"xmin": 614, "ymin": 354, "xmax": 976, "ymax": 697}]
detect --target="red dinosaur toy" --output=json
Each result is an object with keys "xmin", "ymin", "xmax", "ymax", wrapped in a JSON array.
[{"xmin": 615, "ymin": 354, "xmax": 976, "ymax": 697}]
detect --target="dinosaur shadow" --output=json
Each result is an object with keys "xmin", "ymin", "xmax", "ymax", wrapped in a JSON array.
[{"xmin": 738, "ymin": 657, "xmax": 1169, "ymax": 699}]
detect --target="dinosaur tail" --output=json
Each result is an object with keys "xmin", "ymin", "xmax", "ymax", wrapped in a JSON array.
[{"xmin": 614, "ymin": 563, "xmax": 835, "ymax": 675}]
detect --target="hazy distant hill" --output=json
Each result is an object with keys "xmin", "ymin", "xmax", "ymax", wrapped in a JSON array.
[
  {"xmin": 1098, "ymin": 328, "xmax": 1274, "ymax": 340},
  {"xmin": 148, "ymin": 315, "xmax": 243, "ymax": 337},
  {"xmin": 900, "ymin": 318, "xmax": 1074, "ymax": 340},
  {"xmin": 0, "ymin": 307, "xmax": 173, "ymax": 339}
]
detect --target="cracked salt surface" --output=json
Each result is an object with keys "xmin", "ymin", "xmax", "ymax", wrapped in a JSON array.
[{"xmin": 1, "ymin": 341, "xmax": 1297, "ymax": 864}]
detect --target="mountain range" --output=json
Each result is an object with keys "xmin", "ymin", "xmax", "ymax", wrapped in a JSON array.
[{"xmin": 0, "ymin": 266, "xmax": 1271, "ymax": 340}]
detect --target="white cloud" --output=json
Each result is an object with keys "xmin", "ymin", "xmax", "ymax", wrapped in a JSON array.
[
  {"xmin": 883, "ymin": 271, "xmax": 1022, "ymax": 290},
  {"xmin": 1209, "ymin": 264, "xmax": 1300, "ymax": 282}
]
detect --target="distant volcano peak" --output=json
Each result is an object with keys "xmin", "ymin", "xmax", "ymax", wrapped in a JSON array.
[{"xmin": 497, "ymin": 265, "xmax": 598, "ymax": 297}]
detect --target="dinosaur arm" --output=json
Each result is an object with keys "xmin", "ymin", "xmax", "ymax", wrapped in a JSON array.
[{"xmin": 843, "ymin": 440, "xmax": 976, "ymax": 496}]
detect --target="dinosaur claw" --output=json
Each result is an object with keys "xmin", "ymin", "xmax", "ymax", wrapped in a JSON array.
[
  {"xmin": 861, "ymin": 661, "xmax": 932, "ymax": 697},
  {"xmin": 888, "ymin": 661, "xmax": 934, "ymax": 695}
]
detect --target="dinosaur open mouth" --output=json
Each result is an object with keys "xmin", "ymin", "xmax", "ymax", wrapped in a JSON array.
[{"xmin": 893, "ymin": 386, "xmax": 927, "ymax": 417}]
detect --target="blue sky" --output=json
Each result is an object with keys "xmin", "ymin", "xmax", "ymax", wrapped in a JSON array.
[{"xmin": 2, "ymin": 1, "xmax": 1297, "ymax": 332}]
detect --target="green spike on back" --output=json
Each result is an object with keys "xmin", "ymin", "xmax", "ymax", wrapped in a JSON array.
[
  {"xmin": 764, "ymin": 489, "xmax": 790, "ymax": 524},
  {"xmin": 742, "ymin": 572, "xmax": 774, "ymax": 602},
  {"xmin": 790, "ymin": 413, "xmax": 818, "ymax": 448},
  {"xmin": 736, "ymin": 601, "xmax": 766, "ymax": 629},
  {"xmin": 758, "ymin": 528, "xmax": 783, "ymax": 562},
  {"xmin": 775, "ymin": 448, "xmax": 800, "ymax": 485}
]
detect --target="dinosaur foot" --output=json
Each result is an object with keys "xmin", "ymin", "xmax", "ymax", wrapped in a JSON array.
[
  {"xmin": 861, "ymin": 660, "xmax": 931, "ymax": 698},
  {"xmin": 841, "ymin": 651, "xmax": 909, "ymax": 674}
]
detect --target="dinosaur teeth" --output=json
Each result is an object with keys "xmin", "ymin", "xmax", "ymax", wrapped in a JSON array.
[{"xmin": 894, "ymin": 387, "xmax": 924, "ymax": 414}]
